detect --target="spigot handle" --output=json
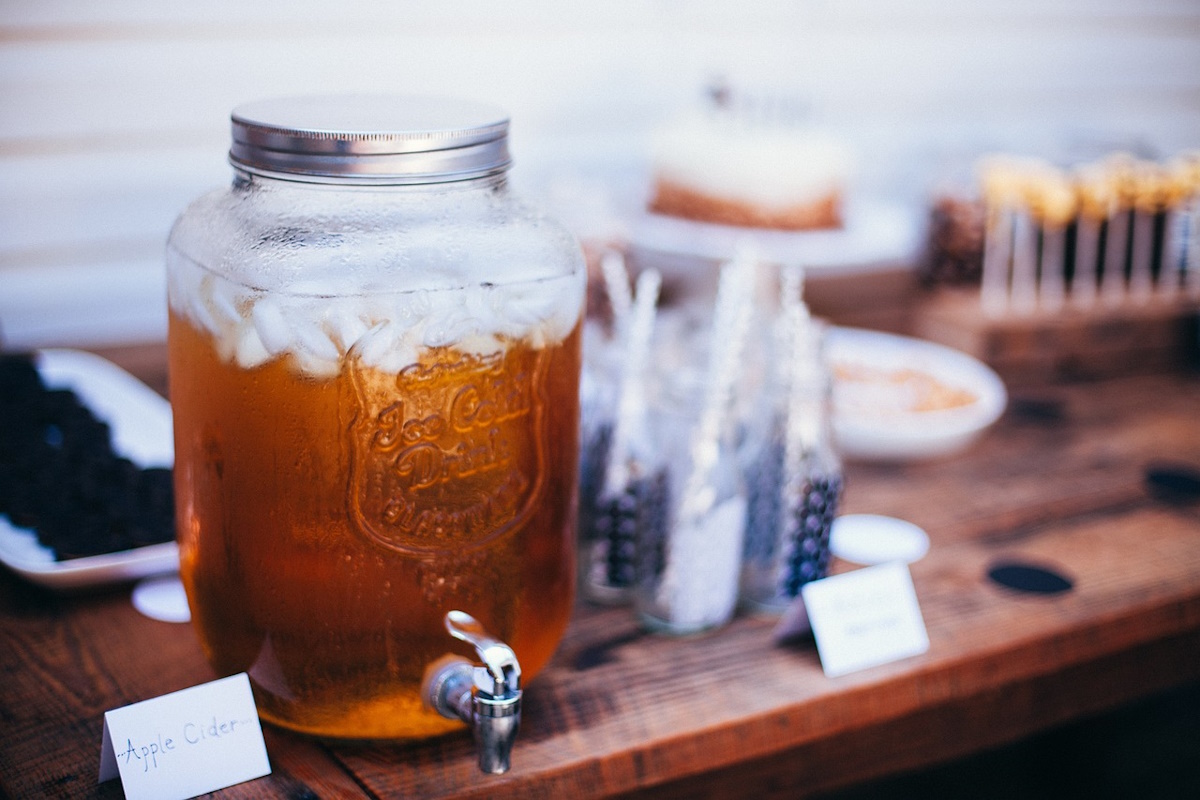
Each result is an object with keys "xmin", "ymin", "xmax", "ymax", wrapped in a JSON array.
[
  {"xmin": 445, "ymin": 610, "xmax": 522, "ymax": 699},
  {"xmin": 426, "ymin": 611, "xmax": 523, "ymax": 775}
]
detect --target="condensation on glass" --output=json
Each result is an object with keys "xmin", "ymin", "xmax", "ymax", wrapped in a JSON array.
[{"xmin": 166, "ymin": 95, "xmax": 585, "ymax": 739}]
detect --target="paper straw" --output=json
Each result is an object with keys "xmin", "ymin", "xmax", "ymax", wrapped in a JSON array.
[
  {"xmin": 602, "ymin": 268, "xmax": 662, "ymax": 496},
  {"xmin": 1128, "ymin": 209, "xmax": 1155, "ymax": 302},
  {"xmin": 778, "ymin": 265, "xmax": 820, "ymax": 457},
  {"xmin": 1102, "ymin": 209, "xmax": 1130, "ymax": 307},
  {"xmin": 980, "ymin": 207, "xmax": 1012, "ymax": 316},
  {"xmin": 778, "ymin": 263, "xmax": 808, "ymax": 395},
  {"xmin": 1186, "ymin": 201, "xmax": 1200, "ymax": 299},
  {"xmin": 1038, "ymin": 226, "xmax": 1066, "ymax": 312},
  {"xmin": 600, "ymin": 249, "xmax": 634, "ymax": 338},
  {"xmin": 1072, "ymin": 215, "xmax": 1100, "ymax": 307},
  {"xmin": 1009, "ymin": 212, "xmax": 1038, "ymax": 315},
  {"xmin": 1158, "ymin": 209, "xmax": 1185, "ymax": 297},
  {"xmin": 677, "ymin": 252, "xmax": 754, "ymax": 523}
]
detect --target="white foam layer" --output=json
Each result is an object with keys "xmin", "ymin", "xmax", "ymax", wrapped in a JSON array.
[{"xmin": 168, "ymin": 261, "xmax": 584, "ymax": 377}]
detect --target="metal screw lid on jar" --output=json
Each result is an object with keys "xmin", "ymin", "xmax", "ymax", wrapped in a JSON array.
[{"xmin": 228, "ymin": 94, "xmax": 511, "ymax": 185}]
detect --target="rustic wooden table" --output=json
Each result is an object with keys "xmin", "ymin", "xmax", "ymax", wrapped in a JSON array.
[{"xmin": 3, "ymin": 348, "xmax": 1200, "ymax": 799}]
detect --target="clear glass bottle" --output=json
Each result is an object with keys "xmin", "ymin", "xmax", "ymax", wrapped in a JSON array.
[
  {"xmin": 166, "ymin": 95, "xmax": 586, "ymax": 739},
  {"xmin": 740, "ymin": 277, "xmax": 843, "ymax": 612},
  {"xmin": 633, "ymin": 258, "xmax": 757, "ymax": 635}
]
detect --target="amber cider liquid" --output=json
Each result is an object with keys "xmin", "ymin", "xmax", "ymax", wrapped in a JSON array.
[{"xmin": 168, "ymin": 310, "xmax": 581, "ymax": 739}]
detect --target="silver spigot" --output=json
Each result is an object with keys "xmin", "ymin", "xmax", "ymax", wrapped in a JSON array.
[{"xmin": 423, "ymin": 610, "xmax": 522, "ymax": 775}]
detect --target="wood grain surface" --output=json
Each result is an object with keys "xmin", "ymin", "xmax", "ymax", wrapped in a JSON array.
[{"xmin": 2, "ymin": 364, "xmax": 1200, "ymax": 798}]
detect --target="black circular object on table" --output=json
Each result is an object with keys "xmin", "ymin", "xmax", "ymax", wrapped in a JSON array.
[
  {"xmin": 987, "ymin": 561, "xmax": 1074, "ymax": 595},
  {"xmin": 1144, "ymin": 462, "xmax": 1200, "ymax": 505}
]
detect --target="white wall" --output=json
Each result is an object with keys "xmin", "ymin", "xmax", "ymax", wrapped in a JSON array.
[{"xmin": 2, "ymin": 0, "xmax": 1198, "ymax": 347}]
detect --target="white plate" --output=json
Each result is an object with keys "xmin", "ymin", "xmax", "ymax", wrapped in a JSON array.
[
  {"xmin": 827, "ymin": 328, "xmax": 1007, "ymax": 461},
  {"xmin": 628, "ymin": 199, "xmax": 922, "ymax": 274},
  {"xmin": 0, "ymin": 349, "xmax": 179, "ymax": 590}
]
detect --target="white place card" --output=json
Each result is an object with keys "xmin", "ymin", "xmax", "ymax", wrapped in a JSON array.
[
  {"xmin": 98, "ymin": 673, "xmax": 271, "ymax": 800},
  {"xmin": 801, "ymin": 562, "xmax": 930, "ymax": 678}
]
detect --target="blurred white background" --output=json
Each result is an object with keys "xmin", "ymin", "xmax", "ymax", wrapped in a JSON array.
[{"xmin": 2, "ymin": 0, "xmax": 1198, "ymax": 348}]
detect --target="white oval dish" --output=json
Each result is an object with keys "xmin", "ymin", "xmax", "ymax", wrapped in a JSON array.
[
  {"xmin": 827, "ymin": 327, "xmax": 1007, "ymax": 462},
  {"xmin": 830, "ymin": 514, "xmax": 931, "ymax": 565}
]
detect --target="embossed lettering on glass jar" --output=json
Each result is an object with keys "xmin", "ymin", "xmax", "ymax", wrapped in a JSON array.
[{"xmin": 166, "ymin": 95, "xmax": 585, "ymax": 739}]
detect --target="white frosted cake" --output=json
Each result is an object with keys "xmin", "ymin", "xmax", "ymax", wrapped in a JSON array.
[{"xmin": 648, "ymin": 113, "xmax": 853, "ymax": 231}]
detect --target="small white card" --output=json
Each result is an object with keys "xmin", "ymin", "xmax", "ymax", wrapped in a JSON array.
[
  {"xmin": 802, "ymin": 562, "xmax": 930, "ymax": 678},
  {"xmin": 98, "ymin": 673, "xmax": 271, "ymax": 800}
]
